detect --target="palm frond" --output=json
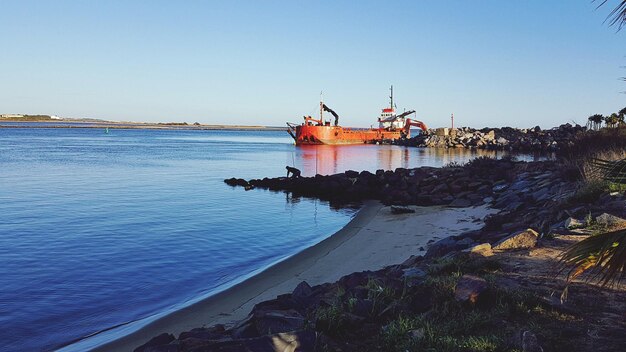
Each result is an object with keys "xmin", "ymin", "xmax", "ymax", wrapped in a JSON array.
[
  {"xmin": 596, "ymin": 0, "xmax": 626, "ymax": 30},
  {"xmin": 559, "ymin": 228, "xmax": 626, "ymax": 287},
  {"xmin": 589, "ymin": 157, "xmax": 626, "ymax": 183}
]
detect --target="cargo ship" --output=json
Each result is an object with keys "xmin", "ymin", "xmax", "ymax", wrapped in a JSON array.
[{"xmin": 287, "ymin": 86, "xmax": 427, "ymax": 145}]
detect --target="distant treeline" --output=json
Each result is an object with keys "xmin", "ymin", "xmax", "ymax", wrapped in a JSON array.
[{"xmin": 157, "ymin": 122, "xmax": 189, "ymax": 126}]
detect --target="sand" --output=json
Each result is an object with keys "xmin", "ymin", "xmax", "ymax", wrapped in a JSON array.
[{"xmin": 83, "ymin": 202, "xmax": 494, "ymax": 352}]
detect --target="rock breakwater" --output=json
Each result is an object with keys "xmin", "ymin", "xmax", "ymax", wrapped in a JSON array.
[
  {"xmin": 398, "ymin": 123, "xmax": 586, "ymax": 151},
  {"xmin": 226, "ymin": 157, "xmax": 517, "ymax": 207}
]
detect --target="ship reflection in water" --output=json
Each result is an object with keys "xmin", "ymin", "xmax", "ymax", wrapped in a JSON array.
[{"xmin": 295, "ymin": 144, "xmax": 541, "ymax": 177}]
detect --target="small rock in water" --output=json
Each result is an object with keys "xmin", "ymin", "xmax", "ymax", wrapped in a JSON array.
[{"xmin": 493, "ymin": 228, "xmax": 539, "ymax": 250}]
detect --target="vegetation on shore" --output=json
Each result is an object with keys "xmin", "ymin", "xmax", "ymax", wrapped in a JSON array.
[
  {"xmin": 555, "ymin": 126, "xmax": 626, "ymax": 291},
  {"xmin": 0, "ymin": 114, "xmax": 54, "ymax": 121},
  {"xmin": 311, "ymin": 258, "xmax": 582, "ymax": 352}
]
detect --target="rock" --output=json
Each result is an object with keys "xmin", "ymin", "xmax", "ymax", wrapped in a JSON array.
[
  {"xmin": 449, "ymin": 197, "xmax": 472, "ymax": 207},
  {"xmin": 463, "ymin": 243, "xmax": 493, "ymax": 257},
  {"xmin": 402, "ymin": 267, "xmax": 427, "ymax": 279},
  {"xmin": 564, "ymin": 217, "xmax": 584, "ymax": 230},
  {"xmin": 408, "ymin": 328, "xmax": 425, "ymax": 340},
  {"xmin": 291, "ymin": 281, "xmax": 313, "ymax": 306},
  {"xmin": 256, "ymin": 310, "xmax": 306, "ymax": 335},
  {"xmin": 425, "ymin": 237, "xmax": 464, "ymax": 258},
  {"xmin": 351, "ymin": 298, "xmax": 374, "ymax": 317},
  {"xmin": 504, "ymin": 201, "xmax": 524, "ymax": 212},
  {"xmin": 224, "ymin": 330, "xmax": 317, "ymax": 352},
  {"xmin": 595, "ymin": 213, "xmax": 626, "ymax": 229},
  {"xmin": 456, "ymin": 237, "xmax": 474, "ymax": 246},
  {"xmin": 521, "ymin": 330, "xmax": 544, "ymax": 352},
  {"xmin": 401, "ymin": 255, "xmax": 423, "ymax": 267},
  {"xmin": 496, "ymin": 137, "xmax": 509, "ymax": 145},
  {"xmin": 531, "ymin": 187, "xmax": 551, "ymax": 202},
  {"xmin": 493, "ymin": 229, "xmax": 539, "ymax": 250},
  {"xmin": 133, "ymin": 333, "xmax": 176, "ymax": 352},
  {"xmin": 232, "ymin": 307, "xmax": 306, "ymax": 338},
  {"xmin": 492, "ymin": 183, "xmax": 508, "ymax": 192},
  {"xmin": 501, "ymin": 222, "xmax": 525, "ymax": 232},
  {"xmin": 454, "ymin": 274, "xmax": 488, "ymax": 304},
  {"xmin": 179, "ymin": 325, "xmax": 226, "ymax": 341},
  {"xmin": 390, "ymin": 206, "xmax": 415, "ymax": 214}
]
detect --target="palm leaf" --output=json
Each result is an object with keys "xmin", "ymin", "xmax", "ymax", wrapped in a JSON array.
[
  {"xmin": 596, "ymin": 0, "xmax": 626, "ymax": 30},
  {"xmin": 589, "ymin": 158, "xmax": 626, "ymax": 184},
  {"xmin": 559, "ymin": 229, "xmax": 626, "ymax": 288}
]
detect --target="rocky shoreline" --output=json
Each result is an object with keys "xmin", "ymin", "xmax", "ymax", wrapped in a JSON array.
[
  {"xmin": 133, "ymin": 157, "xmax": 626, "ymax": 351},
  {"xmin": 397, "ymin": 124, "xmax": 586, "ymax": 152}
]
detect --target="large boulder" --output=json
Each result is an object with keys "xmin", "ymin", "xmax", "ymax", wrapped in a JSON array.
[{"xmin": 493, "ymin": 229, "xmax": 539, "ymax": 250}]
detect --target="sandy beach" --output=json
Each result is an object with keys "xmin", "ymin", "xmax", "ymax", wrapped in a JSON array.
[{"xmin": 86, "ymin": 202, "xmax": 494, "ymax": 352}]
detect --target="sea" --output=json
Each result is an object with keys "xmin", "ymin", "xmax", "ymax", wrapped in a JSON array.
[{"xmin": 0, "ymin": 124, "xmax": 528, "ymax": 351}]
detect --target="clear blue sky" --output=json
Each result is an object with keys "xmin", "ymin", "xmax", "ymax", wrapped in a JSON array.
[{"xmin": 1, "ymin": 0, "xmax": 624, "ymax": 128}]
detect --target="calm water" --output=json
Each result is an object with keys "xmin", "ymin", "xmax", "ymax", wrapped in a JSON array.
[{"xmin": 0, "ymin": 126, "xmax": 524, "ymax": 351}]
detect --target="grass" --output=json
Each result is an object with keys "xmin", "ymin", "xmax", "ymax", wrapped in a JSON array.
[
  {"xmin": 315, "ymin": 302, "xmax": 345, "ymax": 336},
  {"xmin": 312, "ymin": 256, "xmax": 586, "ymax": 351},
  {"xmin": 567, "ymin": 180, "xmax": 609, "ymax": 204},
  {"xmin": 558, "ymin": 127, "xmax": 626, "ymax": 161},
  {"xmin": 375, "ymin": 282, "xmax": 582, "ymax": 352}
]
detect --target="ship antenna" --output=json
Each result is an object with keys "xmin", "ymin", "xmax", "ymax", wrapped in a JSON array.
[
  {"xmin": 320, "ymin": 91, "xmax": 323, "ymax": 121},
  {"xmin": 389, "ymin": 85, "xmax": 393, "ymax": 111}
]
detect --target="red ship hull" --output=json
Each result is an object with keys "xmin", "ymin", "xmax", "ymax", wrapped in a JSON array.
[{"xmin": 292, "ymin": 124, "xmax": 404, "ymax": 145}]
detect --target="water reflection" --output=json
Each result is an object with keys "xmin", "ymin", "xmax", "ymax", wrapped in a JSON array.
[{"xmin": 295, "ymin": 145, "xmax": 542, "ymax": 176}]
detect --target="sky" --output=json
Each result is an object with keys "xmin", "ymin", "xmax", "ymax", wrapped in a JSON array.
[{"xmin": 1, "ymin": 0, "xmax": 625, "ymax": 128}]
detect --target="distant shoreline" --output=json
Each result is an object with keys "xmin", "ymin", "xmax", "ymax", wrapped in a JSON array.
[{"xmin": 0, "ymin": 120, "xmax": 287, "ymax": 131}]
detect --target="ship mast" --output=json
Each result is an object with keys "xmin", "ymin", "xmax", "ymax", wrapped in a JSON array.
[
  {"xmin": 320, "ymin": 91, "xmax": 323, "ymax": 122},
  {"xmin": 389, "ymin": 85, "xmax": 393, "ymax": 112}
]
